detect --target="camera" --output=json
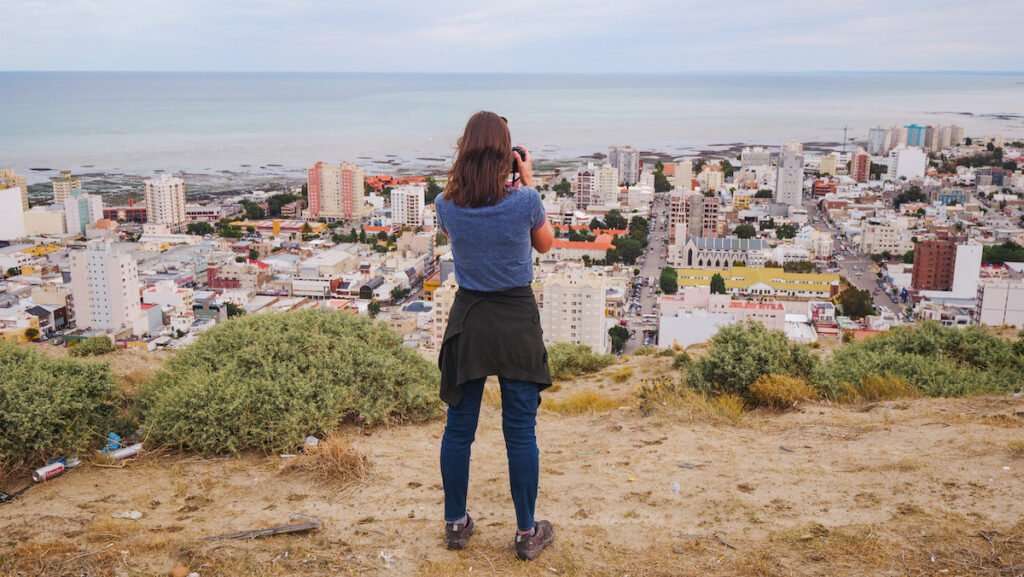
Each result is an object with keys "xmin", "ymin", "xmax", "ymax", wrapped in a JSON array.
[{"xmin": 512, "ymin": 146, "xmax": 527, "ymax": 178}]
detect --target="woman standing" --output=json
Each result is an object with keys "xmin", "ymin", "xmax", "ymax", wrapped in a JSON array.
[{"xmin": 434, "ymin": 111, "xmax": 556, "ymax": 561}]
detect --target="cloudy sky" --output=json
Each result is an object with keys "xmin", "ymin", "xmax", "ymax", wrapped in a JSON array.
[{"xmin": 2, "ymin": 0, "xmax": 1021, "ymax": 73}]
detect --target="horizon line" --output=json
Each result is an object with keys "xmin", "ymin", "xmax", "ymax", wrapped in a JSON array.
[{"xmin": 2, "ymin": 69, "xmax": 1024, "ymax": 75}]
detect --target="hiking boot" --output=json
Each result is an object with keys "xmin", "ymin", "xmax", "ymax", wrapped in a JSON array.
[
  {"xmin": 445, "ymin": 515, "xmax": 475, "ymax": 550},
  {"xmin": 515, "ymin": 520, "xmax": 554, "ymax": 561}
]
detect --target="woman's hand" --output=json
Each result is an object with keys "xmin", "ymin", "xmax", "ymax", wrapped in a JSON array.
[{"xmin": 513, "ymin": 147, "xmax": 535, "ymax": 188}]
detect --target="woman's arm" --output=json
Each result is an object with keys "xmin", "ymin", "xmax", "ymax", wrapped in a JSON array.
[{"xmin": 531, "ymin": 220, "xmax": 554, "ymax": 254}]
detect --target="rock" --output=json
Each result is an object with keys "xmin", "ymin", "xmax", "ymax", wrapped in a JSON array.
[
  {"xmin": 672, "ymin": 546, "xmax": 684, "ymax": 554},
  {"xmin": 112, "ymin": 510, "xmax": 143, "ymax": 520}
]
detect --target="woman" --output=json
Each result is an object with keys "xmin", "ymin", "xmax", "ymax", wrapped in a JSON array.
[{"xmin": 434, "ymin": 111, "xmax": 556, "ymax": 561}]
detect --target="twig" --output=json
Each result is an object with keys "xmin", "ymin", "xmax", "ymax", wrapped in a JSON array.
[
  {"xmin": 712, "ymin": 533, "xmax": 737, "ymax": 550},
  {"xmin": 59, "ymin": 543, "xmax": 115, "ymax": 567}
]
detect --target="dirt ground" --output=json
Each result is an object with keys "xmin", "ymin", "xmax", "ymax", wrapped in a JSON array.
[{"xmin": 2, "ymin": 355, "xmax": 1023, "ymax": 577}]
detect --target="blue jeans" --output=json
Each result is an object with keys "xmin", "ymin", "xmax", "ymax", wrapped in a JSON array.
[{"xmin": 440, "ymin": 376, "xmax": 540, "ymax": 532}]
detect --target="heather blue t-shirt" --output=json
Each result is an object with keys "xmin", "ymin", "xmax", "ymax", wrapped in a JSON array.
[{"xmin": 435, "ymin": 186, "xmax": 547, "ymax": 292}]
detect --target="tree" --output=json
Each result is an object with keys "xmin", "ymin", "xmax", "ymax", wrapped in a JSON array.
[
  {"xmin": 776, "ymin": 224, "xmax": 797, "ymax": 239},
  {"xmin": 720, "ymin": 159, "xmax": 734, "ymax": 178},
  {"xmin": 838, "ymin": 285, "xmax": 875, "ymax": 319},
  {"xmin": 783, "ymin": 261, "xmax": 815, "ymax": 273},
  {"xmin": 5, "ymin": 267, "xmax": 19, "ymax": 277},
  {"xmin": 982, "ymin": 241, "xmax": 1024, "ymax": 265},
  {"xmin": 610, "ymin": 237, "xmax": 643, "ymax": 265},
  {"xmin": 219, "ymin": 227, "xmax": 243, "ymax": 239},
  {"xmin": 424, "ymin": 177, "xmax": 444, "ymax": 204},
  {"xmin": 186, "ymin": 221, "xmax": 215, "ymax": 236},
  {"xmin": 552, "ymin": 178, "xmax": 572, "ymax": 196},
  {"xmin": 710, "ymin": 273, "xmax": 726, "ymax": 294},
  {"xmin": 248, "ymin": 248, "xmax": 259, "ymax": 261},
  {"xmin": 659, "ymin": 267, "xmax": 678, "ymax": 295},
  {"xmin": 589, "ymin": 217, "xmax": 604, "ymax": 230},
  {"xmin": 760, "ymin": 218, "xmax": 776, "ymax": 230},
  {"xmin": 391, "ymin": 287, "xmax": 411, "ymax": 302},
  {"xmin": 629, "ymin": 215, "xmax": 649, "ymax": 235},
  {"xmin": 301, "ymin": 223, "xmax": 313, "ymax": 235},
  {"xmin": 24, "ymin": 328, "xmax": 39, "ymax": 340},
  {"xmin": 653, "ymin": 170, "xmax": 672, "ymax": 193},
  {"xmin": 902, "ymin": 250, "xmax": 915, "ymax": 264},
  {"xmin": 734, "ymin": 224, "xmax": 756, "ymax": 239},
  {"xmin": 267, "ymin": 193, "xmax": 299, "ymax": 217},
  {"xmin": 603, "ymin": 209, "xmax": 627, "ymax": 230},
  {"xmin": 368, "ymin": 301, "xmax": 381, "ymax": 318},
  {"xmin": 608, "ymin": 326, "xmax": 630, "ymax": 354},
  {"xmin": 754, "ymin": 189, "xmax": 773, "ymax": 199},
  {"xmin": 894, "ymin": 186, "xmax": 927, "ymax": 208},
  {"xmin": 241, "ymin": 200, "xmax": 264, "ymax": 220}
]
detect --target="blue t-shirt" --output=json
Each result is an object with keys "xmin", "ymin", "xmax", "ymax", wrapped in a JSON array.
[{"xmin": 435, "ymin": 186, "xmax": 547, "ymax": 291}]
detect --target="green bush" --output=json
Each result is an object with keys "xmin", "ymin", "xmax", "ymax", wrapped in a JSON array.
[
  {"xmin": 687, "ymin": 323, "xmax": 819, "ymax": 396},
  {"xmin": 69, "ymin": 335, "xmax": 115, "ymax": 357},
  {"xmin": 0, "ymin": 342, "xmax": 118, "ymax": 470},
  {"xmin": 138, "ymin": 310, "xmax": 442, "ymax": 454},
  {"xmin": 815, "ymin": 322, "xmax": 1023, "ymax": 398},
  {"xmin": 547, "ymin": 343, "xmax": 615, "ymax": 380}
]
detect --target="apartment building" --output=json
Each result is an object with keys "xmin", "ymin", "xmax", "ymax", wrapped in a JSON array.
[
  {"xmin": 818, "ymin": 153, "xmax": 838, "ymax": 177},
  {"xmin": 850, "ymin": 149, "xmax": 871, "ymax": 183},
  {"xmin": 860, "ymin": 220, "xmax": 913, "ymax": 255},
  {"xmin": 0, "ymin": 168, "xmax": 29, "ymax": 210},
  {"xmin": 540, "ymin": 268, "xmax": 608, "ymax": 353},
  {"xmin": 740, "ymin": 147, "xmax": 771, "ymax": 168},
  {"xmin": 307, "ymin": 161, "xmax": 367, "ymax": 221},
  {"xmin": 432, "ymin": 273, "xmax": 458, "ymax": 347},
  {"xmin": 144, "ymin": 174, "xmax": 187, "ymax": 232},
  {"xmin": 608, "ymin": 145, "xmax": 640, "ymax": 185},
  {"xmin": 775, "ymin": 141, "xmax": 804, "ymax": 207},
  {"xmin": 668, "ymin": 192, "xmax": 720, "ymax": 242},
  {"xmin": 391, "ymin": 184, "xmax": 426, "ymax": 227},
  {"xmin": 574, "ymin": 163, "xmax": 619, "ymax": 209},
  {"xmin": 69, "ymin": 240, "xmax": 142, "ymax": 333},
  {"xmin": 64, "ymin": 189, "xmax": 104, "ymax": 236}
]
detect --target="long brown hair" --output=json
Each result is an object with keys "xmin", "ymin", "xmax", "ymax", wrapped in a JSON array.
[{"xmin": 445, "ymin": 111, "xmax": 511, "ymax": 208}]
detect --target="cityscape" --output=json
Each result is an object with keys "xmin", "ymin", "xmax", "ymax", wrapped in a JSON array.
[{"xmin": 2, "ymin": 125, "xmax": 1022, "ymax": 354}]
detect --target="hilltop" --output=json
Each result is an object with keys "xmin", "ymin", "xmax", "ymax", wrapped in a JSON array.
[{"xmin": 1, "ymin": 351, "xmax": 1022, "ymax": 577}]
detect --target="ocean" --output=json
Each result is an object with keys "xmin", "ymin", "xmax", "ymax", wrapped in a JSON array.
[{"xmin": 1, "ymin": 71, "xmax": 1023, "ymax": 183}]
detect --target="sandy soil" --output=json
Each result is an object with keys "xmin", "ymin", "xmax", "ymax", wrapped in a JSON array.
[{"xmin": 2, "ymin": 355, "xmax": 1023, "ymax": 576}]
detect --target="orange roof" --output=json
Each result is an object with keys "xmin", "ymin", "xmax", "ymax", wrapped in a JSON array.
[
  {"xmin": 663, "ymin": 164, "xmax": 676, "ymax": 176},
  {"xmin": 551, "ymin": 233, "xmax": 614, "ymax": 251},
  {"xmin": 362, "ymin": 225, "xmax": 394, "ymax": 233}
]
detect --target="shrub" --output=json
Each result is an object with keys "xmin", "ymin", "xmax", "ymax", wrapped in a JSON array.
[
  {"xmin": 815, "ymin": 322, "xmax": 1023, "ymax": 398},
  {"xmin": 836, "ymin": 374, "xmax": 919, "ymax": 404},
  {"xmin": 688, "ymin": 323, "xmax": 819, "ymax": 396},
  {"xmin": 748, "ymin": 375, "xmax": 817, "ymax": 410},
  {"xmin": 609, "ymin": 366, "xmax": 633, "ymax": 383},
  {"xmin": 672, "ymin": 351, "xmax": 692, "ymax": 370},
  {"xmin": 547, "ymin": 343, "xmax": 614, "ymax": 380},
  {"xmin": 0, "ymin": 341, "xmax": 118, "ymax": 471},
  {"xmin": 631, "ymin": 346, "xmax": 659, "ymax": 356},
  {"xmin": 138, "ymin": 310, "xmax": 442, "ymax": 454},
  {"xmin": 1009, "ymin": 441, "xmax": 1024, "ymax": 458},
  {"xmin": 543, "ymin": 390, "xmax": 620, "ymax": 415},
  {"xmin": 69, "ymin": 336, "xmax": 115, "ymax": 357},
  {"xmin": 281, "ymin": 434, "xmax": 370, "ymax": 485},
  {"xmin": 636, "ymin": 377, "xmax": 744, "ymax": 424}
]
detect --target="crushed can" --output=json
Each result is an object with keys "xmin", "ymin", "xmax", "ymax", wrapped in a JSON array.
[{"xmin": 32, "ymin": 458, "xmax": 81, "ymax": 483}]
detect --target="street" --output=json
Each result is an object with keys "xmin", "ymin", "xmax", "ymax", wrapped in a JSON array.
[{"xmin": 622, "ymin": 192, "xmax": 670, "ymax": 353}]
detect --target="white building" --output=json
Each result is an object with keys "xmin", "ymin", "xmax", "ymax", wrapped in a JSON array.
[
  {"xmin": 976, "ymin": 279, "xmax": 1024, "ymax": 328},
  {"xmin": 540, "ymin": 268, "xmax": 608, "ymax": 353},
  {"xmin": 608, "ymin": 145, "xmax": 640, "ymax": 185},
  {"xmin": 51, "ymin": 170, "xmax": 81, "ymax": 206},
  {"xmin": 69, "ymin": 240, "xmax": 143, "ymax": 333},
  {"xmin": 432, "ymin": 273, "xmax": 458, "ymax": 347},
  {"xmin": 145, "ymin": 174, "xmax": 188, "ymax": 232},
  {"xmin": 674, "ymin": 160, "xmax": 693, "ymax": 190},
  {"xmin": 888, "ymin": 146, "xmax": 927, "ymax": 181},
  {"xmin": 64, "ymin": 189, "xmax": 104, "ymax": 236},
  {"xmin": 23, "ymin": 206, "xmax": 67, "ymax": 235},
  {"xmin": 867, "ymin": 127, "xmax": 891, "ymax": 156},
  {"xmin": 775, "ymin": 141, "xmax": 804, "ymax": 207},
  {"xmin": 0, "ymin": 187, "xmax": 26, "ymax": 240},
  {"xmin": 574, "ymin": 163, "xmax": 619, "ymax": 210},
  {"xmin": 740, "ymin": 147, "xmax": 771, "ymax": 168},
  {"xmin": 0, "ymin": 168, "xmax": 29, "ymax": 210},
  {"xmin": 859, "ymin": 220, "xmax": 913, "ymax": 255},
  {"xmin": 142, "ymin": 279, "xmax": 195, "ymax": 318},
  {"xmin": 391, "ymin": 184, "xmax": 426, "ymax": 227}
]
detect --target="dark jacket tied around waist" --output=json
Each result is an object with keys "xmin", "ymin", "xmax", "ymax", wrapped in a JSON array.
[{"xmin": 438, "ymin": 286, "xmax": 552, "ymax": 406}]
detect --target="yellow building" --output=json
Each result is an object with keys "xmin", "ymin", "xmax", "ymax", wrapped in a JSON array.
[
  {"xmin": 0, "ymin": 168, "xmax": 29, "ymax": 210},
  {"xmin": 733, "ymin": 193, "xmax": 752, "ymax": 210},
  {"xmin": 675, "ymin": 266, "xmax": 840, "ymax": 300}
]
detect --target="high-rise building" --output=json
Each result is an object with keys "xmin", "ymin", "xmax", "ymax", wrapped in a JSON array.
[
  {"xmin": 144, "ymin": 174, "xmax": 187, "ymax": 232},
  {"xmin": 668, "ymin": 191, "xmax": 720, "ymax": 241},
  {"xmin": 850, "ymin": 149, "xmax": 871, "ymax": 183},
  {"xmin": 818, "ymin": 153, "xmax": 838, "ymax": 177},
  {"xmin": 307, "ymin": 161, "xmax": 367, "ymax": 221},
  {"xmin": 905, "ymin": 124, "xmax": 927, "ymax": 147},
  {"xmin": 574, "ymin": 163, "xmax": 618, "ymax": 209},
  {"xmin": 867, "ymin": 127, "xmax": 891, "ymax": 156},
  {"xmin": 0, "ymin": 186, "xmax": 27, "ymax": 240},
  {"xmin": 774, "ymin": 141, "xmax": 804, "ymax": 207},
  {"xmin": 64, "ymin": 189, "xmax": 104, "ymax": 236},
  {"xmin": 69, "ymin": 240, "xmax": 142, "ymax": 333},
  {"xmin": 540, "ymin": 268, "xmax": 608, "ymax": 353},
  {"xmin": 892, "ymin": 126, "xmax": 909, "ymax": 149},
  {"xmin": 51, "ymin": 170, "xmax": 81, "ymax": 206},
  {"xmin": 912, "ymin": 238, "xmax": 959, "ymax": 291},
  {"xmin": 0, "ymin": 168, "xmax": 29, "ymax": 210},
  {"xmin": 740, "ymin": 147, "xmax": 771, "ymax": 168},
  {"xmin": 888, "ymin": 146, "xmax": 927, "ymax": 180},
  {"xmin": 608, "ymin": 145, "xmax": 640, "ymax": 185},
  {"xmin": 674, "ymin": 160, "xmax": 694, "ymax": 190},
  {"xmin": 391, "ymin": 184, "xmax": 425, "ymax": 227},
  {"xmin": 949, "ymin": 125, "xmax": 964, "ymax": 145},
  {"xmin": 698, "ymin": 164, "xmax": 724, "ymax": 191}
]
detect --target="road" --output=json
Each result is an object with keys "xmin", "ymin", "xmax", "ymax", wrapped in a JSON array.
[{"xmin": 622, "ymin": 192, "xmax": 670, "ymax": 353}]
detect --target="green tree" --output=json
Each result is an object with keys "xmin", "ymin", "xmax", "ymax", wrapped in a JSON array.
[
  {"xmin": 219, "ymin": 227, "xmax": 243, "ymax": 239},
  {"xmin": 734, "ymin": 224, "xmax": 757, "ymax": 239},
  {"xmin": 720, "ymin": 159, "xmax": 734, "ymax": 178},
  {"xmin": 894, "ymin": 186, "xmax": 927, "ymax": 208},
  {"xmin": 424, "ymin": 177, "xmax": 444, "ymax": 204},
  {"xmin": 69, "ymin": 336, "xmax": 115, "ymax": 357},
  {"xmin": 552, "ymin": 178, "xmax": 572, "ymax": 196},
  {"xmin": 754, "ymin": 189, "xmax": 773, "ymax": 199},
  {"xmin": 659, "ymin": 267, "xmax": 678, "ymax": 295},
  {"xmin": 611, "ymin": 237, "xmax": 643, "ymax": 265},
  {"xmin": 776, "ymin": 224, "xmax": 798, "ymax": 239},
  {"xmin": 241, "ymin": 200, "xmax": 264, "ymax": 220},
  {"xmin": 589, "ymin": 217, "xmax": 604, "ymax": 230},
  {"xmin": 653, "ymin": 170, "xmax": 672, "ymax": 193},
  {"xmin": 838, "ymin": 285, "xmax": 875, "ymax": 319},
  {"xmin": 24, "ymin": 328, "xmax": 39, "ymax": 340},
  {"xmin": 247, "ymin": 248, "xmax": 259, "ymax": 261},
  {"xmin": 368, "ymin": 301, "xmax": 382, "ymax": 318},
  {"xmin": 391, "ymin": 286, "xmax": 411, "ymax": 302},
  {"xmin": 267, "ymin": 193, "xmax": 299, "ymax": 217},
  {"xmin": 710, "ymin": 273, "xmax": 727, "ymax": 294},
  {"xmin": 603, "ymin": 209, "xmax": 627, "ymax": 230},
  {"xmin": 5, "ymin": 267, "xmax": 20, "ymax": 277},
  {"xmin": 608, "ymin": 326, "xmax": 630, "ymax": 354},
  {"xmin": 783, "ymin": 261, "xmax": 815, "ymax": 273},
  {"xmin": 226, "ymin": 302, "xmax": 246, "ymax": 317},
  {"xmin": 982, "ymin": 241, "xmax": 1024, "ymax": 265},
  {"xmin": 902, "ymin": 250, "xmax": 915, "ymax": 264},
  {"xmin": 186, "ymin": 221, "xmax": 215, "ymax": 236}
]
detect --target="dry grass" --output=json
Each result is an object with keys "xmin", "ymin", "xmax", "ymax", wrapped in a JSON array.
[
  {"xmin": 280, "ymin": 434, "xmax": 370, "ymax": 486},
  {"xmin": 637, "ymin": 378, "xmax": 745, "ymax": 424},
  {"xmin": 1008, "ymin": 440, "xmax": 1024, "ymax": 458},
  {"xmin": 838, "ymin": 374, "xmax": 920, "ymax": 404},
  {"xmin": 608, "ymin": 366, "xmax": 633, "ymax": 383},
  {"xmin": 543, "ymin": 390, "xmax": 621, "ymax": 415},
  {"xmin": 748, "ymin": 374, "xmax": 818, "ymax": 410}
]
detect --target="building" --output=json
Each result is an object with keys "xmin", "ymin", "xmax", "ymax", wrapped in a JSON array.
[
  {"xmin": 888, "ymin": 146, "xmax": 927, "ymax": 180},
  {"xmin": 741, "ymin": 147, "xmax": 771, "ymax": 168},
  {"xmin": 540, "ymin": 268, "xmax": 608, "ymax": 353},
  {"xmin": 307, "ymin": 161, "xmax": 367, "ymax": 221},
  {"xmin": 69, "ymin": 240, "xmax": 142, "ymax": 333},
  {"xmin": 391, "ymin": 184, "xmax": 426, "ymax": 227},
  {"xmin": 142, "ymin": 279, "xmax": 195, "ymax": 318},
  {"xmin": 818, "ymin": 153, "xmax": 837, "ymax": 177},
  {"xmin": 867, "ymin": 127, "xmax": 891, "ymax": 156},
  {"xmin": 185, "ymin": 204, "xmax": 244, "ymax": 222},
  {"xmin": 51, "ymin": 170, "xmax": 81, "ymax": 206},
  {"xmin": 698, "ymin": 164, "xmax": 724, "ymax": 191},
  {"xmin": 949, "ymin": 125, "xmax": 964, "ymax": 145},
  {"xmin": 0, "ymin": 187, "xmax": 26, "ymax": 241},
  {"xmin": 850, "ymin": 149, "xmax": 871, "ymax": 183},
  {"xmin": 608, "ymin": 145, "xmax": 640, "ymax": 185},
  {"xmin": 432, "ymin": 273, "xmax": 458, "ymax": 346},
  {"xmin": 860, "ymin": 220, "xmax": 912, "ymax": 255},
  {"xmin": 674, "ymin": 266, "xmax": 840, "ymax": 300},
  {"xmin": 23, "ymin": 206, "xmax": 67, "ymax": 235},
  {"xmin": 574, "ymin": 163, "xmax": 618, "ymax": 209},
  {"xmin": 775, "ymin": 141, "xmax": 804, "ymax": 207},
  {"xmin": 912, "ymin": 238, "xmax": 957, "ymax": 291},
  {"xmin": 905, "ymin": 124, "xmax": 927, "ymax": 148},
  {"xmin": 104, "ymin": 205, "xmax": 148, "ymax": 223},
  {"xmin": 670, "ymin": 237, "xmax": 768, "ymax": 269},
  {"xmin": 975, "ymin": 279, "xmax": 1024, "ymax": 328},
  {"xmin": 674, "ymin": 159, "xmax": 694, "ymax": 190},
  {"xmin": 144, "ymin": 174, "xmax": 187, "ymax": 232},
  {"xmin": 0, "ymin": 168, "xmax": 29, "ymax": 210},
  {"xmin": 206, "ymin": 261, "xmax": 272, "ymax": 294},
  {"xmin": 812, "ymin": 179, "xmax": 837, "ymax": 197},
  {"xmin": 64, "ymin": 189, "xmax": 104, "ymax": 236},
  {"xmin": 668, "ymin": 192, "xmax": 720, "ymax": 242}
]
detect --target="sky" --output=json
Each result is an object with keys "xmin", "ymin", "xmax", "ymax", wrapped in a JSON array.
[{"xmin": 1, "ymin": 0, "xmax": 1021, "ymax": 73}]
